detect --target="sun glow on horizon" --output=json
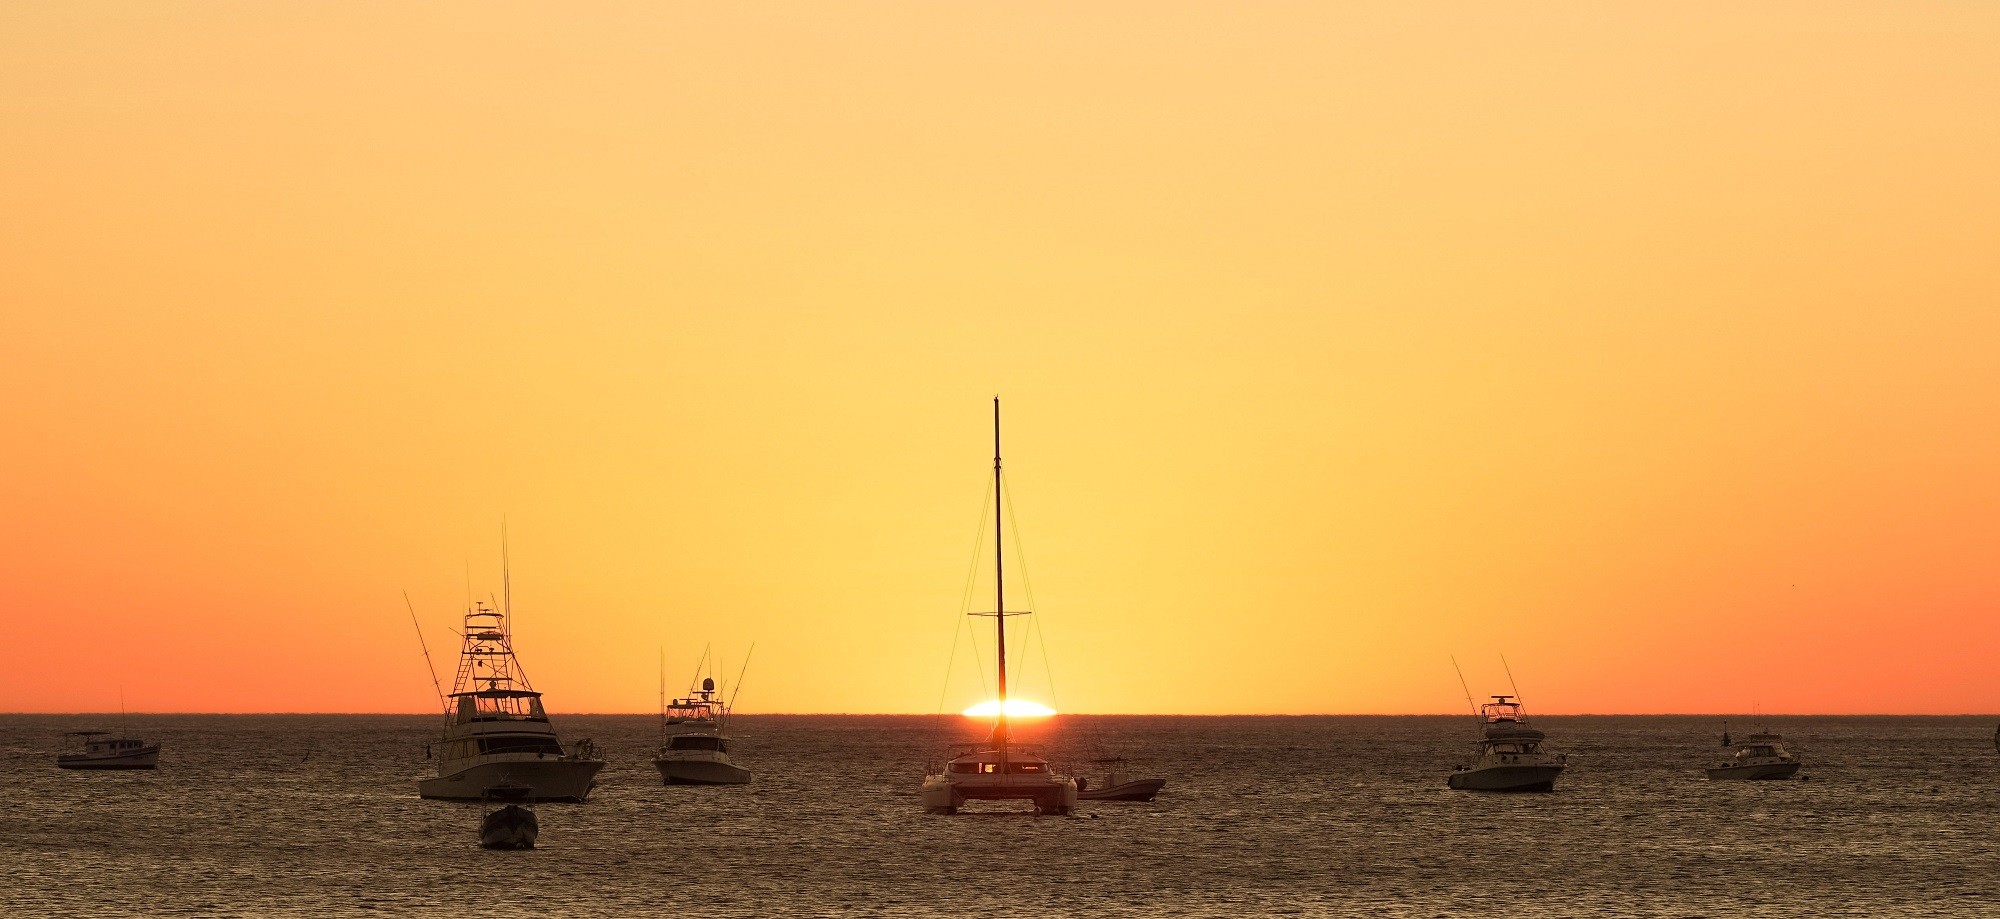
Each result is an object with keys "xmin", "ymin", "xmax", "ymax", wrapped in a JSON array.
[{"xmin": 962, "ymin": 699, "xmax": 1057, "ymax": 718}]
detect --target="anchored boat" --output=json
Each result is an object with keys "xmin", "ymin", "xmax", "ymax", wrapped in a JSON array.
[
  {"xmin": 919, "ymin": 398, "xmax": 1078, "ymax": 816},
  {"xmin": 653, "ymin": 655, "xmax": 753, "ymax": 786},
  {"xmin": 56, "ymin": 731, "xmax": 159, "ymax": 770},
  {"xmin": 1706, "ymin": 723, "xmax": 1801, "ymax": 780},
  {"xmin": 1447, "ymin": 695, "xmax": 1567, "ymax": 792},
  {"xmin": 1076, "ymin": 757, "xmax": 1167, "ymax": 802},
  {"xmin": 416, "ymin": 602, "xmax": 604, "ymax": 802}
]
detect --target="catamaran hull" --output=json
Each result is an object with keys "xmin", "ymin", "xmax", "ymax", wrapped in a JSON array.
[
  {"xmin": 1706, "ymin": 762, "xmax": 1801, "ymax": 781},
  {"xmin": 654, "ymin": 758, "xmax": 752, "ymax": 786},
  {"xmin": 920, "ymin": 777, "xmax": 1079, "ymax": 815},
  {"xmin": 419, "ymin": 759, "xmax": 604, "ymax": 802},
  {"xmin": 57, "ymin": 748, "xmax": 160, "ymax": 770},
  {"xmin": 1447, "ymin": 764, "xmax": 1563, "ymax": 792}
]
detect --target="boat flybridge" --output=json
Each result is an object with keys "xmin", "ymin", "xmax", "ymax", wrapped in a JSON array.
[
  {"xmin": 417, "ymin": 603, "xmax": 604, "ymax": 802},
  {"xmin": 653, "ymin": 669, "xmax": 752, "ymax": 786},
  {"xmin": 1706, "ymin": 723, "xmax": 1801, "ymax": 780},
  {"xmin": 1447, "ymin": 695, "xmax": 1567, "ymax": 792},
  {"xmin": 920, "ymin": 398, "xmax": 1078, "ymax": 816},
  {"xmin": 56, "ymin": 731, "xmax": 160, "ymax": 770}
]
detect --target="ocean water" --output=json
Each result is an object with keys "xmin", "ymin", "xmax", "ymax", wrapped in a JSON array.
[{"xmin": 6, "ymin": 713, "xmax": 1998, "ymax": 917}]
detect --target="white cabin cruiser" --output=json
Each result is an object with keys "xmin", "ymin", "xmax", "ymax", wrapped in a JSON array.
[
  {"xmin": 57, "ymin": 731, "xmax": 159, "ymax": 770},
  {"xmin": 1447, "ymin": 695, "xmax": 1566, "ymax": 792},
  {"xmin": 654, "ymin": 674, "xmax": 752, "ymax": 786},
  {"xmin": 417, "ymin": 604, "xmax": 604, "ymax": 802},
  {"xmin": 919, "ymin": 399, "xmax": 1078, "ymax": 816},
  {"xmin": 1706, "ymin": 724, "xmax": 1800, "ymax": 780}
]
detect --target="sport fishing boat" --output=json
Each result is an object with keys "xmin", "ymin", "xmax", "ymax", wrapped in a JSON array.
[
  {"xmin": 653, "ymin": 662, "xmax": 752, "ymax": 786},
  {"xmin": 919, "ymin": 398, "xmax": 1079, "ymax": 817},
  {"xmin": 56, "ymin": 731, "xmax": 160, "ymax": 770},
  {"xmin": 416, "ymin": 602, "xmax": 604, "ymax": 802},
  {"xmin": 1706, "ymin": 723, "xmax": 1801, "ymax": 780},
  {"xmin": 1447, "ymin": 695, "xmax": 1567, "ymax": 792},
  {"xmin": 1076, "ymin": 757, "xmax": 1167, "ymax": 802}
]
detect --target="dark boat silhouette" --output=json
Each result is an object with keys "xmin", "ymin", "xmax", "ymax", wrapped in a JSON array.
[{"xmin": 1077, "ymin": 757, "xmax": 1167, "ymax": 801}]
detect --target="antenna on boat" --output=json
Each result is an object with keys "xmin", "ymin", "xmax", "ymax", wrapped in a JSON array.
[
  {"xmin": 405, "ymin": 591, "xmax": 448, "ymax": 714},
  {"xmin": 659, "ymin": 646, "xmax": 666, "ymax": 735},
  {"xmin": 688, "ymin": 644, "xmax": 712, "ymax": 696},
  {"xmin": 501, "ymin": 518, "xmax": 513, "ymax": 640},
  {"xmin": 1450, "ymin": 656, "xmax": 1478, "ymax": 717},
  {"xmin": 119, "ymin": 686, "xmax": 128, "ymax": 733},
  {"xmin": 726, "ymin": 644, "xmax": 756, "ymax": 717},
  {"xmin": 1501, "ymin": 654, "xmax": 1524, "ymax": 706}
]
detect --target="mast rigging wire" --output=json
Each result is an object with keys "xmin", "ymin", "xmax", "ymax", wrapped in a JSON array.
[{"xmin": 936, "ymin": 476, "xmax": 995, "ymax": 713}]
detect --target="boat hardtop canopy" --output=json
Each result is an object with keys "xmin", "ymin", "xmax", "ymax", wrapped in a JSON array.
[{"xmin": 453, "ymin": 688, "xmax": 544, "ymax": 699}]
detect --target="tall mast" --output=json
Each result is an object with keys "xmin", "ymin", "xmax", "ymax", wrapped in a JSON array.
[{"xmin": 992, "ymin": 396, "xmax": 1009, "ymax": 744}]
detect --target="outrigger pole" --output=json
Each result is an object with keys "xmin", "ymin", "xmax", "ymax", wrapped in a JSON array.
[
  {"xmin": 406, "ymin": 591, "xmax": 447, "ymax": 715},
  {"xmin": 1451, "ymin": 655, "xmax": 1478, "ymax": 719},
  {"xmin": 1501, "ymin": 653, "xmax": 1524, "ymax": 706}
]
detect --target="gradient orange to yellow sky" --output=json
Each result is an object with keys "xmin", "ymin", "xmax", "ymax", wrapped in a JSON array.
[{"xmin": 4, "ymin": 3, "xmax": 1998, "ymax": 714}]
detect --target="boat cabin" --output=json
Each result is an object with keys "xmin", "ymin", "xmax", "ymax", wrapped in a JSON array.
[
  {"xmin": 944, "ymin": 748, "xmax": 1053, "ymax": 776},
  {"xmin": 69, "ymin": 732, "xmax": 146, "ymax": 754},
  {"xmin": 1731, "ymin": 734, "xmax": 1791, "ymax": 760},
  {"xmin": 664, "ymin": 734, "xmax": 730, "ymax": 754}
]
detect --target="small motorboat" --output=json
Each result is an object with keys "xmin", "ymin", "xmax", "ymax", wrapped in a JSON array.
[
  {"xmin": 653, "ymin": 666, "xmax": 753, "ymax": 787},
  {"xmin": 1076, "ymin": 758, "xmax": 1166, "ymax": 802},
  {"xmin": 1706, "ymin": 724, "xmax": 1801, "ymax": 780},
  {"xmin": 479, "ymin": 783, "xmax": 539, "ymax": 850},
  {"xmin": 1446, "ymin": 694, "xmax": 1566, "ymax": 792},
  {"xmin": 56, "ymin": 731, "xmax": 159, "ymax": 770}
]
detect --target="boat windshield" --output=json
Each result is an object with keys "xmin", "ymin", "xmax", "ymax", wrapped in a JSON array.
[
  {"xmin": 456, "ymin": 692, "xmax": 547, "ymax": 722},
  {"xmin": 1480, "ymin": 696, "xmax": 1525, "ymax": 723}
]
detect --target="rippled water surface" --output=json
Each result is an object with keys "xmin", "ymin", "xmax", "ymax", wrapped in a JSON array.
[{"xmin": 7, "ymin": 714, "xmax": 1998, "ymax": 916}]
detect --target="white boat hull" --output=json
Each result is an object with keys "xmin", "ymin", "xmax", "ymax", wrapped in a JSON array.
[
  {"xmin": 419, "ymin": 757, "xmax": 604, "ymax": 802},
  {"xmin": 57, "ymin": 746, "xmax": 160, "ymax": 770},
  {"xmin": 654, "ymin": 757, "xmax": 752, "ymax": 786},
  {"xmin": 1447, "ymin": 763, "xmax": 1563, "ymax": 792},
  {"xmin": 1706, "ymin": 762, "xmax": 1800, "ymax": 781}
]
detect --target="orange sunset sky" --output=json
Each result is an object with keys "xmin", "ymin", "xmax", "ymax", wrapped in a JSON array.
[{"xmin": 3, "ymin": 3, "xmax": 1998, "ymax": 715}]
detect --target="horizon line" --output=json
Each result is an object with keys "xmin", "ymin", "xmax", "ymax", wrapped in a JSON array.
[{"xmin": 8, "ymin": 710, "xmax": 1999, "ymax": 718}]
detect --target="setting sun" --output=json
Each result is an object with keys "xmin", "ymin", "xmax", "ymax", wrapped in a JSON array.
[{"xmin": 961, "ymin": 700, "xmax": 1056, "ymax": 719}]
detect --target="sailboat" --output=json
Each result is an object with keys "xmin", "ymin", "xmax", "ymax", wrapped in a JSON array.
[
  {"xmin": 415, "ymin": 595, "xmax": 605, "ymax": 802},
  {"xmin": 919, "ymin": 398, "xmax": 1079, "ymax": 816}
]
